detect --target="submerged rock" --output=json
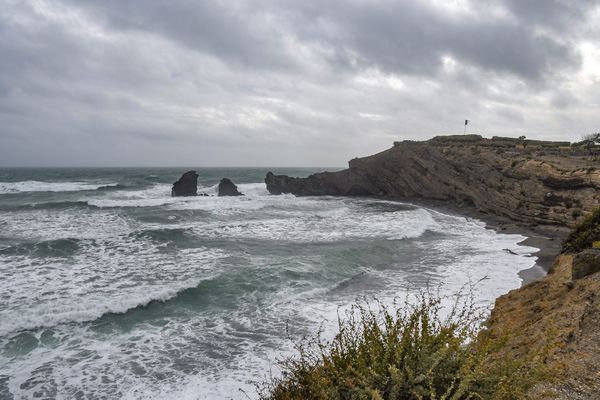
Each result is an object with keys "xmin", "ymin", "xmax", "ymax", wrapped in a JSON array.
[
  {"xmin": 218, "ymin": 178, "xmax": 243, "ymax": 196},
  {"xmin": 171, "ymin": 171, "xmax": 198, "ymax": 197},
  {"xmin": 572, "ymin": 248, "xmax": 600, "ymax": 279}
]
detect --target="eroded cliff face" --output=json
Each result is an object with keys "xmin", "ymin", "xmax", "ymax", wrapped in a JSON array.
[
  {"xmin": 266, "ymin": 137, "xmax": 600, "ymax": 227},
  {"xmin": 487, "ymin": 254, "xmax": 600, "ymax": 398}
]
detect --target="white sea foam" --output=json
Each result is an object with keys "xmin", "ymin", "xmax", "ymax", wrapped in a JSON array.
[
  {"xmin": 0, "ymin": 242, "xmax": 226, "ymax": 336},
  {"xmin": 86, "ymin": 183, "xmax": 265, "ymax": 209},
  {"xmin": 0, "ymin": 180, "xmax": 118, "ymax": 194},
  {"xmin": 0, "ymin": 208, "xmax": 132, "ymax": 240},
  {"xmin": 0, "ymin": 185, "xmax": 540, "ymax": 400},
  {"xmin": 87, "ymin": 183, "xmax": 179, "ymax": 208},
  {"xmin": 87, "ymin": 182, "xmax": 270, "ymax": 210},
  {"xmin": 186, "ymin": 204, "xmax": 435, "ymax": 242},
  {"xmin": 236, "ymin": 182, "xmax": 270, "ymax": 196},
  {"xmin": 196, "ymin": 182, "xmax": 268, "ymax": 197},
  {"xmin": 99, "ymin": 215, "xmax": 537, "ymax": 400}
]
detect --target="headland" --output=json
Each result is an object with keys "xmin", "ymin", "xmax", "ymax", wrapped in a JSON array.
[{"xmin": 263, "ymin": 135, "xmax": 600, "ymax": 398}]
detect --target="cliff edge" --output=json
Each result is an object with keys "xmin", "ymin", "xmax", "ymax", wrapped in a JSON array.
[
  {"xmin": 487, "ymin": 253, "xmax": 600, "ymax": 398},
  {"xmin": 485, "ymin": 209, "xmax": 600, "ymax": 398},
  {"xmin": 266, "ymin": 135, "xmax": 600, "ymax": 228}
]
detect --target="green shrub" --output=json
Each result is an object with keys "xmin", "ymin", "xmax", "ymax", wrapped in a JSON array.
[
  {"xmin": 258, "ymin": 294, "xmax": 543, "ymax": 400},
  {"xmin": 562, "ymin": 208, "xmax": 600, "ymax": 253}
]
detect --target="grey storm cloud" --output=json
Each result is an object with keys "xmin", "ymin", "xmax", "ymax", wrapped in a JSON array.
[
  {"xmin": 65, "ymin": 0, "xmax": 582, "ymax": 80},
  {"xmin": 500, "ymin": 0, "xmax": 597, "ymax": 30},
  {"xmin": 277, "ymin": 0, "xmax": 581, "ymax": 81},
  {"xmin": 66, "ymin": 0, "xmax": 297, "ymax": 70},
  {"xmin": 0, "ymin": 0, "xmax": 599, "ymax": 166}
]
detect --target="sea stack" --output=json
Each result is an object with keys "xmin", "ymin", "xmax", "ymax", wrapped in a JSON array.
[
  {"xmin": 171, "ymin": 170, "xmax": 198, "ymax": 197},
  {"xmin": 218, "ymin": 178, "xmax": 243, "ymax": 196}
]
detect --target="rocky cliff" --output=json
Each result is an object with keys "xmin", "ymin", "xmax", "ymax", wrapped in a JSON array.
[
  {"xmin": 487, "ymin": 253, "xmax": 600, "ymax": 398},
  {"xmin": 264, "ymin": 135, "xmax": 600, "ymax": 398},
  {"xmin": 266, "ymin": 135, "xmax": 600, "ymax": 227},
  {"xmin": 487, "ymin": 208, "xmax": 600, "ymax": 398}
]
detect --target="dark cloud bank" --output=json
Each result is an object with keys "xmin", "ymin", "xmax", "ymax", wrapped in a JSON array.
[{"xmin": 1, "ymin": 0, "xmax": 599, "ymax": 166}]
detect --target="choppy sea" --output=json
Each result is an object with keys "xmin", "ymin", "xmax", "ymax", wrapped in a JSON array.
[{"xmin": 0, "ymin": 168, "xmax": 538, "ymax": 399}]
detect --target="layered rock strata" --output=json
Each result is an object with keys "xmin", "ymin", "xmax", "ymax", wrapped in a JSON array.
[{"xmin": 266, "ymin": 136, "xmax": 600, "ymax": 227}]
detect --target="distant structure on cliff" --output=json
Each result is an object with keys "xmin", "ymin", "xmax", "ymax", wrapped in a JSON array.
[{"xmin": 393, "ymin": 134, "xmax": 598, "ymax": 157}]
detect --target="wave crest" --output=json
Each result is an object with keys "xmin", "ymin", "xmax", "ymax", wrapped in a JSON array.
[
  {"xmin": 0, "ymin": 278, "xmax": 211, "ymax": 336},
  {"xmin": 0, "ymin": 181, "xmax": 119, "ymax": 194},
  {"xmin": 0, "ymin": 237, "xmax": 81, "ymax": 258}
]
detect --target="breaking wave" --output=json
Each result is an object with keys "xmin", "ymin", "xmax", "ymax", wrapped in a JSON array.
[{"xmin": 0, "ymin": 181, "xmax": 119, "ymax": 194}]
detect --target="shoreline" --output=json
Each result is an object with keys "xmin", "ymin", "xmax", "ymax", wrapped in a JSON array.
[{"xmin": 379, "ymin": 196, "xmax": 569, "ymax": 285}]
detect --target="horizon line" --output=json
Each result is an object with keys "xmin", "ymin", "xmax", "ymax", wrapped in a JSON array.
[{"xmin": 0, "ymin": 165, "xmax": 346, "ymax": 169}]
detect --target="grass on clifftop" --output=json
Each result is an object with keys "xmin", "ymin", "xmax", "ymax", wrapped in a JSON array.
[
  {"xmin": 562, "ymin": 207, "xmax": 600, "ymax": 253},
  {"xmin": 258, "ymin": 294, "xmax": 548, "ymax": 400}
]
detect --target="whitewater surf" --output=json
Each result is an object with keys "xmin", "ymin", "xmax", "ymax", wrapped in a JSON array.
[{"xmin": 0, "ymin": 167, "xmax": 537, "ymax": 399}]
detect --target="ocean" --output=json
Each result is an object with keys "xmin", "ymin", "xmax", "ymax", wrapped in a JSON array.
[{"xmin": 0, "ymin": 167, "xmax": 538, "ymax": 399}]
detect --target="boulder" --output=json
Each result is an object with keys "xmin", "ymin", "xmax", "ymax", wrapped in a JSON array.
[
  {"xmin": 218, "ymin": 178, "xmax": 243, "ymax": 196},
  {"xmin": 572, "ymin": 248, "xmax": 600, "ymax": 280},
  {"xmin": 171, "ymin": 171, "xmax": 198, "ymax": 197}
]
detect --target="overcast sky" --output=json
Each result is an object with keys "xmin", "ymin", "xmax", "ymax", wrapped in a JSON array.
[{"xmin": 1, "ymin": 0, "xmax": 599, "ymax": 167}]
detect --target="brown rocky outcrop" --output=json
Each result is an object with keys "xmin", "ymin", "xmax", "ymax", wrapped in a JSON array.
[
  {"xmin": 488, "ymin": 254, "xmax": 600, "ymax": 398},
  {"xmin": 171, "ymin": 170, "xmax": 198, "ymax": 197},
  {"xmin": 265, "ymin": 136, "xmax": 600, "ymax": 227},
  {"xmin": 572, "ymin": 249, "xmax": 600, "ymax": 280},
  {"xmin": 218, "ymin": 178, "xmax": 243, "ymax": 196}
]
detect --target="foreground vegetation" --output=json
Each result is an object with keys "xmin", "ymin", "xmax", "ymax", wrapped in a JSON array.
[
  {"xmin": 561, "ymin": 207, "xmax": 600, "ymax": 253},
  {"xmin": 260, "ymin": 211, "xmax": 600, "ymax": 399},
  {"xmin": 259, "ymin": 294, "xmax": 550, "ymax": 400}
]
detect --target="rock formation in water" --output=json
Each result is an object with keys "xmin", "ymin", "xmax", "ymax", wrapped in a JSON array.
[
  {"xmin": 265, "ymin": 135, "xmax": 600, "ymax": 227},
  {"xmin": 171, "ymin": 170, "xmax": 198, "ymax": 197},
  {"xmin": 218, "ymin": 178, "xmax": 243, "ymax": 196}
]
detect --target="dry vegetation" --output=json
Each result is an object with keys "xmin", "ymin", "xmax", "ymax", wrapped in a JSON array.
[
  {"xmin": 260, "ymin": 209, "xmax": 600, "ymax": 399},
  {"xmin": 258, "ymin": 295, "xmax": 551, "ymax": 400}
]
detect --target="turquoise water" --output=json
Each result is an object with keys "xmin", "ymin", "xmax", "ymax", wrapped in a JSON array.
[{"xmin": 0, "ymin": 168, "xmax": 537, "ymax": 399}]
